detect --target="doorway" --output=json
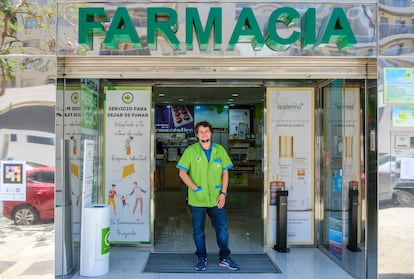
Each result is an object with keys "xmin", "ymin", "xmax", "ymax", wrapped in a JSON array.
[{"xmin": 152, "ymin": 83, "xmax": 265, "ymax": 253}]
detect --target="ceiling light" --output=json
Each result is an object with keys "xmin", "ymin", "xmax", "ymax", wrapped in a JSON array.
[
  {"xmin": 178, "ymin": 98, "xmax": 184, "ymax": 102},
  {"xmin": 228, "ymin": 98, "xmax": 234, "ymax": 102},
  {"xmin": 158, "ymin": 93, "xmax": 165, "ymax": 97},
  {"xmin": 232, "ymin": 93, "xmax": 238, "ymax": 97}
]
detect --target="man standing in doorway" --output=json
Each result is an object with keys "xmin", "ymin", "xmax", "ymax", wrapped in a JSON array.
[{"xmin": 176, "ymin": 121, "xmax": 239, "ymax": 271}]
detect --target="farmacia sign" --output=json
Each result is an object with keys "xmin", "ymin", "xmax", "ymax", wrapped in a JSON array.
[{"xmin": 79, "ymin": 6, "xmax": 356, "ymax": 52}]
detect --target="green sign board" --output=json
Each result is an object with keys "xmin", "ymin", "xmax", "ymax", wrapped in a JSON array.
[
  {"xmin": 101, "ymin": 227, "xmax": 110, "ymax": 255},
  {"xmin": 79, "ymin": 6, "xmax": 356, "ymax": 52}
]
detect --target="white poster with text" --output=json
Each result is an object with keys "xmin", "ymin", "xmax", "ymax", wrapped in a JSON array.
[
  {"xmin": 266, "ymin": 88, "xmax": 314, "ymax": 245},
  {"xmin": 63, "ymin": 86, "xmax": 82, "ymax": 241},
  {"xmin": 104, "ymin": 87, "xmax": 151, "ymax": 243}
]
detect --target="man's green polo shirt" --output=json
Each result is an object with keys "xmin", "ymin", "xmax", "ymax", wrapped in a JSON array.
[{"xmin": 176, "ymin": 141, "xmax": 233, "ymax": 207}]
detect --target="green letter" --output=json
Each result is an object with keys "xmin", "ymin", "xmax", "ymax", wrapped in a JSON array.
[
  {"xmin": 147, "ymin": 7, "xmax": 180, "ymax": 50},
  {"xmin": 265, "ymin": 7, "xmax": 300, "ymax": 51},
  {"xmin": 186, "ymin": 7, "xmax": 222, "ymax": 51},
  {"xmin": 227, "ymin": 7, "xmax": 264, "ymax": 51},
  {"xmin": 78, "ymin": 8, "xmax": 108, "ymax": 49},
  {"xmin": 320, "ymin": 7, "xmax": 356, "ymax": 50},
  {"xmin": 103, "ymin": 7, "xmax": 142, "ymax": 49},
  {"xmin": 301, "ymin": 8, "xmax": 316, "ymax": 50}
]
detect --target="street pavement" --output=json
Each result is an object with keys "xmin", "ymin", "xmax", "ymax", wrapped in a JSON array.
[
  {"xmin": 378, "ymin": 206, "xmax": 414, "ymax": 278},
  {"xmin": 0, "ymin": 207, "xmax": 54, "ymax": 279}
]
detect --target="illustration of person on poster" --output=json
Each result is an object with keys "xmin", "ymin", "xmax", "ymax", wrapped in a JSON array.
[
  {"xmin": 129, "ymin": 180, "xmax": 147, "ymax": 215},
  {"xmin": 121, "ymin": 195, "xmax": 128, "ymax": 209},
  {"xmin": 104, "ymin": 87, "xmax": 151, "ymax": 243},
  {"xmin": 108, "ymin": 184, "xmax": 119, "ymax": 215}
]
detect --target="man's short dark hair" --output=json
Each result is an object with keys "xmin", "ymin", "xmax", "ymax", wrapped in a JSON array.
[{"xmin": 195, "ymin": 121, "xmax": 213, "ymax": 134}]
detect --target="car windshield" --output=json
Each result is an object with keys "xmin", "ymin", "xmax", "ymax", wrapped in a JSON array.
[{"xmin": 28, "ymin": 171, "xmax": 54, "ymax": 183}]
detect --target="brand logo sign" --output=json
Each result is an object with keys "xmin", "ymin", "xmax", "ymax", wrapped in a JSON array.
[
  {"xmin": 101, "ymin": 227, "xmax": 110, "ymax": 255},
  {"xmin": 79, "ymin": 6, "xmax": 356, "ymax": 52}
]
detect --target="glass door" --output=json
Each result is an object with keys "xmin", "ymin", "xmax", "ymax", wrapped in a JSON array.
[{"xmin": 318, "ymin": 79, "xmax": 366, "ymax": 278}]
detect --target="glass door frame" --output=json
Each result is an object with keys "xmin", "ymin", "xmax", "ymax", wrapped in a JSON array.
[{"xmin": 315, "ymin": 79, "xmax": 368, "ymax": 279}]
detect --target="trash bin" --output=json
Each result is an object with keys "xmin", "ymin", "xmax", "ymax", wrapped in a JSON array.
[{"xmin": 80, "ymin": 204, "xmax": 111, "ymax": 277}]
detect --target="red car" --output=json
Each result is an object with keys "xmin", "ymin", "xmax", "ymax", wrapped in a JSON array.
[{"xmin": 2, "ymin": 166, "xmax": 55, "ymax": 225}]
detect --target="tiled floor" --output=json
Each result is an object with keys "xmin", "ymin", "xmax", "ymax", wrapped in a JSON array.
[
  {"xmin": 70, "ymin": 246, "xmax": 354, "ymax": 279},
  {"xmin": 70, "ymin": 190, "xmax": 355, "ymax": 278}
]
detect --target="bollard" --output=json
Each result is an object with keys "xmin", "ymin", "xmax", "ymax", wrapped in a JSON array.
[
  {"xmin": 347, "ymin": 182, "xmax": 361, "ymax": 252},
  {"xmin": 274, "ymin": 190, "xmax": 290, "ymax": 253}
]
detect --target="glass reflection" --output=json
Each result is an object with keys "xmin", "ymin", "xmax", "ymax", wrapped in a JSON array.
[
  {"xmin": 0, "ymin": 0, "xmax": 56, "ymax": 56},
  {"xmin": 319, "ymin": 79, "xmax": 367, "ymax": 279},
  {"xmin": 57, "ymin": 2, "xmax": 377, "ymax": 57},
  {"xmin": 0, "ymin": 57, "xmax": 55, "ymax": 278},
  {"xmin": 378, "ymin": 57, "xmax": 414, "ymax": 278},
  {"xmin": 379, "ymin": 2, "xmax": 414, "ymax": 56}
]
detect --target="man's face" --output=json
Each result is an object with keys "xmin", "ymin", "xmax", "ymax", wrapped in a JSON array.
[{"xmin": 197, "ymin": 126, "xmax": 212, "ymax": 143}]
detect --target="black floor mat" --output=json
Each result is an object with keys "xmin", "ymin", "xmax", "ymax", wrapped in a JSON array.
[{"xmin": 143, "ymin": 253, "xmax": 281, "ymax": 273}]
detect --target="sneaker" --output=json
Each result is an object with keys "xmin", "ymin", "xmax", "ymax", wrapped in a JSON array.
[
  {"xmin": 219, "ymin": 257, "xmax": 239, "ymax": 271},
  {"xmin": 195, "ymin": 257, "xmax": 207, "ymax": 271}
]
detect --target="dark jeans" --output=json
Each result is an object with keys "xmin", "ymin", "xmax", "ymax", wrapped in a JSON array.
[{"xmin": 189, "ymin": 205, "xmax": 231, "ymax": 260}]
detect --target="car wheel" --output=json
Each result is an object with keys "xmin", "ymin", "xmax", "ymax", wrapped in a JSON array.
[
  {"xmin": 396, "ymin": 191, "xmax": 414, "ymax": 208},
  {"xmin": 13, "ymin": 205, "xmax": 39, "ymax": 225}
]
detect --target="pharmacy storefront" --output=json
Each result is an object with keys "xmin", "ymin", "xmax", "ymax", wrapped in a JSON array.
[
  {"xmin": 54, "ymin": 2, "xmax": 377, "ymax": 278},
  {"xmin": 2, "ymin": 1, "xmax": 414, "ymax": 278}
]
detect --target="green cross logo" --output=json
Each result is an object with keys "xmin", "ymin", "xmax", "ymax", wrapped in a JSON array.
[
  {"xmin": 71, "ymin": 92, "xmax": 79, "ymax": 104},
  {"xmin": 101, "ymin": 227, "xmax": 110, "ymax": 255},
  {"xmin": 122, "ymin": 92, "xmax": 134, "ymax": 104}
]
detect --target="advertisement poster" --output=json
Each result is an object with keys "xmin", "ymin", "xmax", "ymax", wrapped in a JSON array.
[
  {"xmin": 194, "ymin": 105, "xmax": 229, "ymax": 129},
  {"xmin": 392, "ymin": 106, "xmax": 414, "ymax": 127},
  {"xmin": 104, "ymin": 87, "xmax": 151, "ymax": 243},
  {"xmin": 324, "ymin": 87, "xmax": 360, "ymax": 252},
  {"xmin": 81, "ymin": 79, "xmax": 99, "ymax": 204},
  {"xmin": 0, "ymin": 161, "xmax": 26, "ymax": 201},
  {"xmin": 81, "ymin": 140, "xmax": 95, "ymax": 208},
  {"xmin": 266, "ymin": 88, "xmax": 314, "ymax": 245},
  {"xmin": 155, "ymin": 104, "xmax": 195, "ymax": 133},
  {"xmin": 229, "ymin": 109, "xmax": 250, "ymax": 139},
  {"xmin": 384, "ymin": 68, "xmax": 414, "ymax": 104},
  {"xmin": 63, "ymin": 86, "xmax": 82, "ymax": 241}
]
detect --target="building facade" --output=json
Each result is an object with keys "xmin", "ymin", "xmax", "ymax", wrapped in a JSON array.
[{"xmin": 0, "ymin": 0, "xmax": 413, "ymax": 278}]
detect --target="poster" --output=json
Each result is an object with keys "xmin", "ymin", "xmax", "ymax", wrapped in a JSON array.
[
  {"xmin": 104, "ymin": 87, "xmax": 151, "ymax": 243},
  {"xmin": 194, "ymin": 105, "xmax": 229, "ymax": 128},
  {"xmin": 384, "ymin": 68, "xmax": 414, "ymax": 104},
  {"xmin": 155, "ymin": 104, "xmax": 195, "ymax": 133},
  {"xmin": 80, "ymin": 79, "xmax": 100, "ymax": 204},
  {"xmin": 324, "ymin": 87, "xmax": 361, "ymax": 251},
  {"xmin": 229, "ymin": 109, "xmax": 250, "ymax": 139},
  {"xmin": 0, "ymin": 161, "xmax": 26, "ymax": 201},
  {"xmin": 81, "ymin": 140, "xmax": 95, "ymax": 208},
  {"xmin": 63, "ymin": 86, "xmax": 82, "ymax": 241},
  {"xmin": 266, "ymin": 88, "xmax": 314, "ymax": 245},
  {"xmin": 392, "ymin": 106, "xmax": 414, "ymax": 127}
]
